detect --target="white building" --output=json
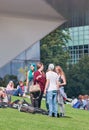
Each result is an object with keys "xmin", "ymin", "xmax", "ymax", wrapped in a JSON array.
[{"xmin": 0, "ymin": 0, "xmax": 89, "ymax": 77}]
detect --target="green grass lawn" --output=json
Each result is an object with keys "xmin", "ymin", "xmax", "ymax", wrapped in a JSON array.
[{"xmin": 0, "ymin": 96, "xmax": 89, "ymax": 130}]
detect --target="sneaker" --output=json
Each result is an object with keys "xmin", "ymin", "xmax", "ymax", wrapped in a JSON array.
[
  {"xmin": 18, "ymin": 99, "xmax": 24, "ymax": 111},
  {"xmin": 66, "ymin": 98, "xmax": 72, "ymax": 103},
  {"xmin": 18, "ymin": 104, "xmax": 22, "ymax": 111},
  {"xmin": 59, "ymin": 113, "xmax": 65, "ymax": 117}
]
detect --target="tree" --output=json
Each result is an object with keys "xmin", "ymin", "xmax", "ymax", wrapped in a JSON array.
[
  {"xmin": 3, "ymin": 74, "xmax": 18, "ymax": 87},
  {"xmin": 66, "ymin": 55, "xmax": 89, "ymax": 97},
  {"xmin": 40, "ymin": 27, "xmax": 71, "ymax": 71}
]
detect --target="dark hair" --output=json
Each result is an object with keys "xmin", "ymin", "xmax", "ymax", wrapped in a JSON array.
[
  {"xmin": 19, "ymin": 81, "xmax": 23, "ymax": 84},
  {"xmin": 37, "ymin": 62, "xmax": 43, "ymax": 69}
]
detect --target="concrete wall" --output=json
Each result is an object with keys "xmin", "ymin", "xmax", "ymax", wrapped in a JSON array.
[
  {"xmin": 0, "ymin": 15, "xmax": 65, "ymax": 68},
  {"xmin": 0, "ymin": 41, "xmax": 40, "ymax": 78}
]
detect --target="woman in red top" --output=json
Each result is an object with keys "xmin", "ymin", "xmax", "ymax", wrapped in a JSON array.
[{"xmin": 33, "ymin": 62, "xmax": 46, "ymax": 108}]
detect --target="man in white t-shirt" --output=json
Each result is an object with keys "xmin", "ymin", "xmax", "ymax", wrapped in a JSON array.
[{"xmin": 44, "ymin": 64, "xmax": 59, "ymax": 117}]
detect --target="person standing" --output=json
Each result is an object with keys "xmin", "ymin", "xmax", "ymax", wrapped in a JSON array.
[
  {"xmin": 55, "ymin": 66, "xmax": 67, "ymax": 117},
  {"xmin": 44, "ymin": 64, "xmax": 59, "ymax": 117},
  {"xmin": 6, "ymin": 81, "xmax": 14, "ymax": 95},
  {"xmin": 33, "ymin": 62, "xmax": 46, "ymax": 108},
  {"xmin": 26, "ymin": 64, "xmax": 36, "ymax": 91}
]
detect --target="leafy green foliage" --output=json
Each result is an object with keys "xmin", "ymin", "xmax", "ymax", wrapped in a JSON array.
[
  {"xmin": 0, "ymin": 74, "xmax": 18, "ymax": 87},
  {"xmin": 40, "ymin": 28, "xmax": 70, "ymax": 71},
  {"xmin": 66, "ymin": 55, "xmax": 89, "ymax": 97},
  {"xmin": 0, "ymin": 77, "xmax": 3, "ymax": 86},
  {"xmin": 40, "ymin": 27, "xmax": 89, "ymax": 98}
]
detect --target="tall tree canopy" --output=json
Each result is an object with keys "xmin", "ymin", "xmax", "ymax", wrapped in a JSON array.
[
  {"xmin": 40, "ymin": 27, "xmax": 89, "ymax": 98},
  {"xmin": 40, "ymin": 28, "xmax": 70, "ymax": 70},
  {"xmin": 66, "ymin": 55, "xmax": 89, "ymax": 97}
]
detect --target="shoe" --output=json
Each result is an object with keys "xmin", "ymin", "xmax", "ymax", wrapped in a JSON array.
[
  {"xmin": 52, "ymin": 113, "xmax": 55, "ymax": 117},
  {"xmin": 18, "ymin": 99, "xmax": 24, "ymax": 111},
  {"xmin": 59, "ymin": 113, "xmax": 65, "ymax": 117},
  {"xmin": 66, "ymin": 98, "xmax": 72, "ymax": 103},
  {"xmin": 18, "ymin": 104, "xmax": 22, "ymax": 111},
  {"xmin": 57, "ymin": 113, "xmax": 59, "ymax": 118}
]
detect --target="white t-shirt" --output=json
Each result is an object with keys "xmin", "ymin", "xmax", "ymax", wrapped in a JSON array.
[{"xmin": 46, "ymin": 71, "xmax": 59, "ymax": 91}]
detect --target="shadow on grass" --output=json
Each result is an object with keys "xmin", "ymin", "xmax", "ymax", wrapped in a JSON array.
[{"xmin": 59, "ymin": 116, "xmax": 72, "ymax": 118}]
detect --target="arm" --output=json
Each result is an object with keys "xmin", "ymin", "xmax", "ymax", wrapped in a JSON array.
[
  {"xmin": 56, "ymin": 80, "xmax": 59, "ymax": 89},
  {"xmin": 26, "ymin": 71, "xmax": 29, "ymax": 87},
  {"xmin": 34, "ymin": 71, "xmax": 43, "ymax": 83},
  {"xmin": 44, "ymin": 79, "xmax": 49, "ymax": 95},
  {"xmin": 33, "ymin": 71, "xmax": 39, "ymax": 84},
  {"xmin": 44, "ymin": 72, "xmax": 49, "ymax": 94},
  {"xmin": 6, "ymin": 85, "xmax": 9, "ymax": 90},
  {"xmin": 59, "ymin": 74, "xmax": 66, "ymax": 87}
]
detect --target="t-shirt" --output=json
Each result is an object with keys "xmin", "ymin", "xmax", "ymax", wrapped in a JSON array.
[{"xmin": 46, "ymin": 71, "xmax": 59, "ymax": 91}]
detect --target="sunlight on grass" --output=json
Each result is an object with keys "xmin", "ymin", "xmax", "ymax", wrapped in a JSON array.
[{"xmin": 0, "ymin": 96, "xmax": 89, "ymax": 130}]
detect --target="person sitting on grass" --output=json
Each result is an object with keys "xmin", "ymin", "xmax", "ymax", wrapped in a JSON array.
[
  {"xmin": 0, "ymin": 87, "xmax": 6, "ymax": 102},
  {"xmin": 6, "ymin": 81, "xmax": 15, "ymax": 95},
  {"xmin": 13, "ymin": 81, "xmax": 26, "ymax": 97},
  {"xmin": 0, "ymin": 87, "xmax": 11, "ymax": 105},
  {"xmin": 6, "ymin": 80, "xmax": 26, "ymax": 97},
  {"xmin": 82, "ymin": 95, "xmax": 89, "ymax": 110},
  {"xmin": 72, "ymin": 95, "xmax": 83, "ymax": 109}
]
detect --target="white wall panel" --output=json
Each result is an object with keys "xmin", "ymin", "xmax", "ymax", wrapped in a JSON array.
[{"xmin": 0, "ymin": 15, "xmax": 65, "ymax": 68}]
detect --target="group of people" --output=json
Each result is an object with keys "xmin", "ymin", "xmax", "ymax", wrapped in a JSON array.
[
  {"xmin": 26, "ymin": 62, "xmax": 69, "ymax": 117},
  {"xmin": 0, "ymin": 62, "xmax": 69, "ymax": 117},
  {"xmin": 71, "ymin": 95, "xmax": 89, "ymax": 110},
  {"xmin": 6, "ymin": 80, "xmax": 26, "ymax": 97},
  {"xmin": 0, "ymin": 80, "xmax": 27, "ymax": 103},
  {"xmin": 1, "ymin": 62, "xmax": 89, "ymax": 117}
]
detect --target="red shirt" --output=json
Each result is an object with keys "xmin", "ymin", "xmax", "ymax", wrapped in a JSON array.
[{"xmin": 34, "ymin": 71, "xmax": 46, "ymax": 92}]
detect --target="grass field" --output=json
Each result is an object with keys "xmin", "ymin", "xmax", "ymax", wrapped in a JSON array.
[{"xmin": 0, "ymin": 96, "xmax": 89, "ymax": 130}]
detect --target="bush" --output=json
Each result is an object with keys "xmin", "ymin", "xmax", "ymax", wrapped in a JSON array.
[
  {"xmin": 2, "ymin": 74, "xmax": 18, "ymax": 88},
  {"xmin": 0, "ymin": 77, "xmax": 4, "ymax": 86}
]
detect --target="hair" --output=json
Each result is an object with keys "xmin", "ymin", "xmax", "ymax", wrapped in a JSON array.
[
  {"xmin": 55, "ymin": 66, "xmax": 66, "ymax": 79},
  {"xmin": 84, "ymin": 95, "xmax": 89, "ymax": 99},
  {"xmin": 78, "ymin": 95, "xmax": 83, "ymax": 100},
  {"xmin": 19, "ymin": 81, "xmax": 24, "ymax": 84},
  {"xmin": 37, "ymin": 62, "xmax": 43, "ymax": 70},
  {"xmin": 9, "ymin": 80, "xmax": 13, "ymax": 84},
  {"xmin": 9, "ymin": 80, "xmax": 14, "ymax": 87},
  {"xmin": 48, "ymin": 64, "xmax": 54, "ymax": 71}
]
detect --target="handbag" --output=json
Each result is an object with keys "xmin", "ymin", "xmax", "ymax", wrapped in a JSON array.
[{"xmin": 29, "ymin": 83, "xmax": 41, "ymax": 93}]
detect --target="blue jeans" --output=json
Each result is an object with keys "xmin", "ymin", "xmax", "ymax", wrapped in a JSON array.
[
  {"xmin": 47, "ymin": 90, "xmax": 58, "ymax": 117},
  {"xmin": 45, "ymin": 91, "xmax": 49, "ymax": 111},
  {"xmin": 13, "ymin": 88, "xmax": 23, "ymax": 96},
  {"xmin": 59, "ymin": 87, "xmax": 67, "ymax": 99}
]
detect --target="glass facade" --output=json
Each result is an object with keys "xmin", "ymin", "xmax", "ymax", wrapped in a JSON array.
[
  {"xmin": 66, "ymin": 26, "xmax": 89, "ymax": 64},
  {"xmin": 0, "ymin": 41, "xmax": 40, "ymax": 78},
  {"xmin": 61, "ymin": 10, "xmax": 89, "ymax": 64}
]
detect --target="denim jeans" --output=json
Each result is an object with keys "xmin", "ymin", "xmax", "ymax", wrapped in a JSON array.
[
  {"xmin": 13, "ymin": 87, "xmax": 23, "ymax": 96},
  {"xmin": 59, "ymin": 87, "xmax": 67, "ymax": 99},
  {"xmin": 47, "ymin": 90, "xmax": 58, "ymax": 117},
  {"xmin": 46, "ymin": 91, "xmax": 49, "ymax": 111}
]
